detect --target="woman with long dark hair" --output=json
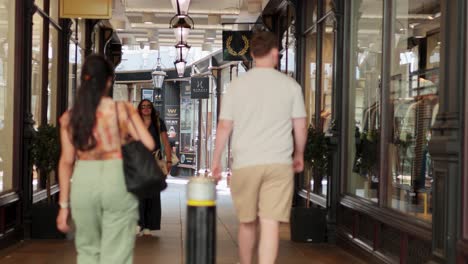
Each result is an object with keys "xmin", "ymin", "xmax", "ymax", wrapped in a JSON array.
[
  {"xmin": 56, "ymin": 55, "xmax": 155, "ymax": 264},
  {"xmin": 136, "ymin": 99, "xmax": 172, "ymax": 236}
]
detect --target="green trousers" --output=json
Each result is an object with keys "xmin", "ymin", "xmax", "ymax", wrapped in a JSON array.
[{"xmin": 71, "ymin": 159, "xmax": 138, "ymax": 264}]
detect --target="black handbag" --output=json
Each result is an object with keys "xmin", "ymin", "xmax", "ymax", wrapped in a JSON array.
[{"xmin": 115, "ymin": 102, "xmax": 167, "ymax": 199}]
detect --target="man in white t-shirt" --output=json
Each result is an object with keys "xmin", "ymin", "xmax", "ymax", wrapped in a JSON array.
[{"xmin": 211, "ymin": 31, "xmax": 307, "ymax": 264}]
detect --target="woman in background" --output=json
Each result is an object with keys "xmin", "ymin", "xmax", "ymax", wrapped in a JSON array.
[{"xmin": 137, "ymin": 99, "xmax": 172, "ymax": 236}]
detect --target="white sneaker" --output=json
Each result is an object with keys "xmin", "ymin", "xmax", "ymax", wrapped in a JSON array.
[
  {"xmin": 148, "ymin": 230, "xmax": 158, "ymax": 237},
  {"xmin": 143, "ymin": 228, "xmax": 151, "ymax": 235},
  {"xmin": 136, "ymin": 226, "xmax": 144, "ymax": 237}
]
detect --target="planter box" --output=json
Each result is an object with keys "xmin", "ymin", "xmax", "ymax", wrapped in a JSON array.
[{"xmin": 290, "ymin": 207, "xmax": 326, "ymax": 243}]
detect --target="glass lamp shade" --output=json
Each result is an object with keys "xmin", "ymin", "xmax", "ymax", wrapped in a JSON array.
[
  {"xmin": 175, "ymin": 43, "xmax": 190, "ymax": 61},
  {"xmin": 171, "ymin": 0, "xmax": 191, "ymax": 16},
  {"xmin": 172, "ymin": 17, "xmax": 192, "ymax": 43},
  {"xmin": 174, "ymin": 60, "xmax": 187, "ymax": 77},
  {"xmin": 173, "ymin": 26, "xmax": 190, "ymax": 44},
  {"xmin": 152, "ymin": 69, "xmax": 166, "ymax": 88}
]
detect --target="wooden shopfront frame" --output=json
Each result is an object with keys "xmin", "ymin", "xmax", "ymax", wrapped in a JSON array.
[
  {"xmin": 333, "ymin": 0, "xmax": 467, "ymax": 263},
  {"xmin": 459, "ymin": 0, "xmax": 468, "ymax": 262},
  {"xmin": 32, "ymin": 0, "xmax": 65, "ymax": 200},
  {"xmin": 0, "ymin": 0, "xmax": 103, "ymax": 249}
]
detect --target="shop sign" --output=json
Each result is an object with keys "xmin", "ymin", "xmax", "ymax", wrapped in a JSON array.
[
  {"xmin": 191, "ymin": 77, "xmax": 210, "ymax": 99},
  {"xmin": 182, "ymin": 85, "xmax": 191, "ymax": 97},
  {"xmin": 180, "ymin": 98, "xmax": 193, "ymax": 131},
  {"xmin": 180, "ymin": 152, "xmax": 196, "ymax": 166},
  {"xmin": 165, "ymin": 119, "xmax": 179, "ymax": 140},
  {"xmin": 141, "ymin": 88, "xmax": 154, "ymax": 103},
  {"xmin": 222, "ymin": 31, "xmax": 252, "ymax": 61},
  {"xmin": 60, "ymin": 0, "xmax": 112, "ymax": 19},
  {"xmin": 165, "ymin": 105, "xmax": 179, "ymax": 119}
]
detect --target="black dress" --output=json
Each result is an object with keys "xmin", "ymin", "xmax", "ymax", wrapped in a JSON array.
[{"xmin": 138, "ymin": 118, "xmax": 167, "ymax": 231}]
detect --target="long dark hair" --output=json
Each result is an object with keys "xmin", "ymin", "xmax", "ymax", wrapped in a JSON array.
[
  {"xmin": 70, "ymin": 55, "xmax": 114, "ymax": 151},
  {"xmin": 137, "ymin": 99, "xmax": 160, "ymax": 131}
]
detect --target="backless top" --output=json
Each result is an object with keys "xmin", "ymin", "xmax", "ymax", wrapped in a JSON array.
[{"xmin": 60, "ymin": 98, "xmax": 137, "ymax": 160}]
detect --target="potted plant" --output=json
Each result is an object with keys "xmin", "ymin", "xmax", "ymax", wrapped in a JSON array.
[
  {"xmin": 30, "ymin": 123, "xmax": 63, "ymax": 239},
  {"xmin": 353, "ymin": 129, "xmax": 380, "ymax": 191},
  {"xmin": 30, "ymin": 124, "xmax": 60, "ymax": 201},
  {"xmin": 290, "ymin": 125, "xmax": 328, "ymax": 243}
]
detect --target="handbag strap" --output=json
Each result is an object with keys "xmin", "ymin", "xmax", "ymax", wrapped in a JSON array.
[
  {"xmin": 114, "ymin": 102, "xmax": 122, "ymax": 144},
  {"xmin": 156, "ymin": 119, "xmax": 165, "ymax": 154},
  {"xmin": 123, "ymin": 103, "xmax": 143, "ymax": 140},
  {"xmin": 114, "ymin": 101, "xmax": 142, "ymax": 142}
]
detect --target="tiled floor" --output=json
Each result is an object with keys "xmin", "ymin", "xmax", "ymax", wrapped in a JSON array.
[{"xmin": 0, "ymin": 177, "xmax": 366, "ymax": 264}]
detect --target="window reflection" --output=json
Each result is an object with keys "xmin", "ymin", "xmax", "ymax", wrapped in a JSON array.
[
  {"xmin": 321, "ymin": 16, "xmax": 335, "ymax": 132},
  {"xmin": 50, "ymin": 0, "xmax": 59, "ymax": 22},
  {"xmin": 280, "ymin": 24, "xmax": 296, "ymax": 78},
  {"xmin": 0, "ymin": 0, "xmax": 15, "ymax": 193},
  {"xmin": 31, "ymin": 14, "xmax": 44, "ymax": 129},
  {"xmin": 305, "ymin": 0, "xmax": 318, "ymax": 29},
  {"xmin": 32, "ymin": 14, "xmax": 44, "ymax": 192},
  {"xmin": 388, "ymin": 0, "xmax": 440, "ymax": 222},
  {"xmin": 305, "ymin": 30, "xmax": 317, "ymax": 127},
  {"xmin": 35, "ymin": 0, "xmax": 44, "ymax": 10},
  {"xmin": 48, "ymin": 25, "xmax": 59, "ymax": 125},
  {"xmin": 347, "ymin": 0, "xmax": 383, "ymax": 202}
]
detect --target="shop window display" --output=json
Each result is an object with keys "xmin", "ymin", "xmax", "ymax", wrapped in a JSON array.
[
  {"xmin": 280, "ymin": 24, "xmax": 296, "ymax": 78},
  {"xmin": 305, "ymin": 0, "xmax": 318, "ymax": 30},
  {"xmin": 302, "ymin": 1, "xmax": 337, "ymax": 198},
  {"xmin": 321, "ymin": 16, "xmax": 335, "ymax": 133},
  {"xmin": 347, "ymin": 0, "xmax": 383, "ymax": 202},
  {"xmin": 303, "ymin": 30, "xmax": 318, "ymax": 194},
  {"xmin": 0, "ymin": 0, "xmax": 15, "ymax": 193},
  {"xmin": 31, "ymin": 6, "xmax": 64, "ymax": 192},
  {"xmin": 35, "ymin": 0, "xmax": 44, "ymax": 11},
  {"xmin": 68, "ymin": 41, "xmax": 76, "ymax": 107},
  {"xmin": 387, "ymin": 0, "xmax": 440, "ymax": 222},
  {"xmin": 50, "ymin": 0, "xmax": 59, "ymax": 22},
  {"xmin": 325, "ymin": 0, "xmax": 334, "ymax": 13},
  {"xmin": 31, "ymin": 14, "xmax": 44, "ymax": 130},
  {"xmin": 179, "ymin": 83, "xmax": 198, "ymax": 171},
  {"xmin": 198, "ymin": 89, "xmax": 214, "ymax": 172},
  {"xmin": 31, "ymin": 14, "xmax": 46, "ymax": 191},
  {"xmin": 48, "ymin": 25, "xmax": 59, "ymax": 125},
  {"xmin": 180, "ymin": 76, "xmax": 217, "ymax": 174},
  {"xmin": 305, "ymin": 30, "xmax": 317, "ymax": 127}
]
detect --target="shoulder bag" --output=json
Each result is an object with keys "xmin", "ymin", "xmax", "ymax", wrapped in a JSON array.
[
  {"xmin": 115, "ymin": 102, "xmax": 167, "ymax": 198},
  {"xmin": 154, "ymin": 119, "xmax": 179, "ymax": 175}
]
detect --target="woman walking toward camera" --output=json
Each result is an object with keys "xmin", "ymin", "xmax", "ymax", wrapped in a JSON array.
[
  {"xmin": 137, "ymin": 99, "xmax": 172, "ymax": 236},
  {"xmin": 56, "ymin": 55, "xmax": 155, "ymax": 264}
]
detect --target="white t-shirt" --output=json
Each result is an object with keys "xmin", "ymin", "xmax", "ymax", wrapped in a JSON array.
[{"xmin": 219, "ymin": 67, "xmax": 307, "ymax": 169}]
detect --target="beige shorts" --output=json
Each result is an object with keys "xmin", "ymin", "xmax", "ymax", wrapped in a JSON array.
[{"xmin": 231, "ymin": 164, "xmax": 294, "ymax": 223}]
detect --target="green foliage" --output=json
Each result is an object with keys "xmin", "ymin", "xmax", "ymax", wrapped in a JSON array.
[
  {"xmin": 304, "ymin": 126, "xmax": 329, "ymax": 177},
  {"xmin": 30, "ymin": 124, "xmax": 60, "ymax": 175},
  {"xmin": 353, "ymin": 129, "xmax": 379, "ymax": 176}
]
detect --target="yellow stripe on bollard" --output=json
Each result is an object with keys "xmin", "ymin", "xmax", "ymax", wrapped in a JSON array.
[
  {"xmin": 186, "ymin": 177, "xmax": 217, "ymax": 263},
  {"xmin": 187, "ymin": 200, "xmax": 216, "ymax": 207}
]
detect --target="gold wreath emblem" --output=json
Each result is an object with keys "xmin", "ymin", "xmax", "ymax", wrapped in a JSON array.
[{"xmin": 226, "ymin": 35, "xmax": 249, "ymax": 56}]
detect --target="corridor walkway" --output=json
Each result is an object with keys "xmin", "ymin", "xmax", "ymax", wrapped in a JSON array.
[{"xmin": 0, "ymin": 177, "xmax": 365, "ymax": 264}]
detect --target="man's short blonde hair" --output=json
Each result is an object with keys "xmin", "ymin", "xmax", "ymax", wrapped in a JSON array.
[{"xmin": 250, "ymin": 31, "xmax": 278, "ymax": 58}]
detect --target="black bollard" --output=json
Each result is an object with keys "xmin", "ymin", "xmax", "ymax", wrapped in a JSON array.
[{"xmin": 186, "ymin": 177, "xmax": 217, "ymax": 264}]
